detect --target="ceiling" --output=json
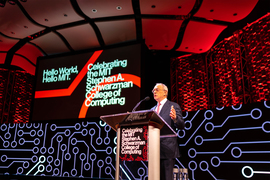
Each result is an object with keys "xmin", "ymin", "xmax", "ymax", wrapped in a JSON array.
[{"xmin": 0, "ymin": 0, "xmax": 269, "ymax": 75}]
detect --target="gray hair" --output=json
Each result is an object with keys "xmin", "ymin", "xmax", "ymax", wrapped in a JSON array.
[{"xmin": 155, "ymin": 83, "xmax": 168, "ymax": 96}]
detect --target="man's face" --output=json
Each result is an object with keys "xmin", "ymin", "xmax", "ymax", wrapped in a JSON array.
[{"xmin": 152, "ymin": 84, "xmax": 167, "ymax": 102}]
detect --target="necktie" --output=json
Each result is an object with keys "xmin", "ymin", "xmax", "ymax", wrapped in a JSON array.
[{"xmin": 156, "ymin": 102, "xmax": 161, "ymax": 114}]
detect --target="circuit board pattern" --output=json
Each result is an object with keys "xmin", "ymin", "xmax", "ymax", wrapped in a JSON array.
[
  {"xmin": 178, "ymin": 100, "xmax": 270, "ymax": 180},
  {"xmin": 0, "ymin": 120, "xmax": 116, "ymax": 179},
  {"xmin": 1, "ymin": 100, "xmax": 270, "ymax": 179}
]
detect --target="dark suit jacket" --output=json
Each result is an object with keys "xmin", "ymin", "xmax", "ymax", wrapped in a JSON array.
[{"xmin": 152, "ymin": 99, "xmax": 185, "ymax": 159}]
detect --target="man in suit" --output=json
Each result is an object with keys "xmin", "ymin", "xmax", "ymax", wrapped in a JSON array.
[{"xmin": 152, "ymin": 83, "xmax": 185, "ymax": 180}]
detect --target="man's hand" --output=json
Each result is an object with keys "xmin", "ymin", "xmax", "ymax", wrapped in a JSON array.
[{"xmin": 170, "ymin": 105, "xmax": 177, "ymax": 123}]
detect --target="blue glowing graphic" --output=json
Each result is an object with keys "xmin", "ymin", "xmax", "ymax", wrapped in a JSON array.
[
  {"xmin": 178, "ymin": 101, "xmax": 270, "ymax": 179},
  {"xmin": 0, "ymin": 120, "xmax": 116, "ymax": 179}
]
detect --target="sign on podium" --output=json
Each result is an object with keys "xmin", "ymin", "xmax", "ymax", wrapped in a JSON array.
[{"xmin": 100, "ymin": 110, "xmax": 177, "ymax": 180}]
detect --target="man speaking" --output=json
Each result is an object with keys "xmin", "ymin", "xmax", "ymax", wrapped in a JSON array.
[{"xmin": 151, "ymin": 83, "xmax": 185, "ymax": 180}]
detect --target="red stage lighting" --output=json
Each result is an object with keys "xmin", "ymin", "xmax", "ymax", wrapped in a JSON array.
[{"xmin": 0, "ymin": 0, "xmax": 6, "ymax": 7}]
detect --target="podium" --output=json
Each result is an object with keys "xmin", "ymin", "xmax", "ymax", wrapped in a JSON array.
[{"xmin": 100, "ymin": 110, "xmax": 177, "ymax": 180}]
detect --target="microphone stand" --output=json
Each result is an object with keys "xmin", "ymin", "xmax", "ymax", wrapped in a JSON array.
[{"xmin": 132, "ymin": 96, "xmax": 150, "ymax": 112}]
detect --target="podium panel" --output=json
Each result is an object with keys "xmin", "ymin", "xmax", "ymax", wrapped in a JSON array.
[
  {"xmin": 119, "ymin": 125, "xmax": 148, "ymax": 161},
  {"xmin": 100, "ymin": 110, "xmax": 177, "ymax": 180}
]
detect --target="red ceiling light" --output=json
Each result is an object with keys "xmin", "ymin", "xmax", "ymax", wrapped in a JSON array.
[
  {"xmin": 0, "ymin": 0, "xmax": 6, "ymax": 7},
  {"xmin": 8, "ymin": 0, "xmax": 16, "ymax": 5}
]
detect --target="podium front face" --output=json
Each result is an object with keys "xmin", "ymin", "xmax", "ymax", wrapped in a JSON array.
[
  {"xmin": 100, "ymin": 110, "xmax": 167, "ymax": 180},
  {"xmin": 119, "ymin": 125, "xmax": 148, "ymax": 161},
  {"xmin": 116, "ymin": 124, "xmax": 160, "ymax": 180}
]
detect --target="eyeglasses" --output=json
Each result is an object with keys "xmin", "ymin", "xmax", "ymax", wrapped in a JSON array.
[{"xmin": 152, "ymin": 88, "xmax": 164, "ymax": 93}]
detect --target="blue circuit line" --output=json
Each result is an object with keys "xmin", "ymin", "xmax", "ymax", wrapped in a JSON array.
[
  {"xmin": 74, "ymin": 153, "xmax": 77, "ymax": 169},
  {"xmin": 56, "ymin": 126, "xmax": 76, "ymax": 129},
  {"xmin": 176, "ymin": 158, "xmax": 186, "ymax": 169},
  {"xmin": 243, "ymin": 151, "xmax": 270, "ymax": 154},
  {"xmin": 253, "ymin": 170, "xmax": 270, "ymax": 174},
  {"xmin": 180, "ymin": 118, "xmax": 207, "ymax": 146},
  {"xmin": 77, "ymin": 140, "xmax": 90, "ymax": 163},
  {"xmin": 108, "ymin": 173, "xmax": 114, "ymax": 179},
  {"xmin": 57, "ymin": 141, "xmax": 60, "ymax": 160},
  {"xmin": 42, "ymin": 123, "xmax": 48, "ymax": 147},
  {"xmin": 110, "ymin": 163, "xmax": 116, "ymax": 171},
  {"xmin": 196, "ymin": 140, "xmax": 270, "ymax": 155},
  {"xmin": 81, "ymin": 159, "xmax": 83, "ymax": 177},
  {"xmin": 190, "ymin": 110, "xmax": 200, "ymax": 122},
  {"xmin": 0, "ymin": 160, "xmax": 25, "ymax": 168},
  {"xmin": 50, "ymin": 132, "xmax": 64, "ymax": 147},
  {"xmin": 26, "ymin": 159, "xmax": 41, "ymax": 175},
  {"xmin": 99, "ymin": 164, "xmax": 101, "ymax": 179},
  {"xmin": 8, "ymin": 157, "xmax": 32, "ymax": 160},
  {"xmin": 87, "ymin": 122, "xmax": 101, "ymax": 137},
  {"xmin": 13, "ymin": 124, "xmax": 17, "ymax": 142},
  {"xmin": 207, "ymin": 169, "xmax": 218, "ymax": 180},
  {"xmin": 90, "ymin": 136, "xmax": 106, "ymax": 152},
  {"xmin": 197, "ymin": 151, "xmax": 223, "ymax": 155},
  {"xmin": 6, "ymin": 125, "xmax": 9, "ymax": 134},
  {"xmin": 0, "ymin": 135, "xmax": 4, "ymax": 142},
  {"xmin": 0, "ymin": 149, "xmax": 32, "ymax": 151},
  {"xmin": 123, "ymin": 160, "xmax": 137, "ymax": 180},
  {"xmin": 67, "ymin": 132, "xmax": 81, "ymax": 153},
  {"xmin": 222, "ymin": 141, "xmax": 270, "ymax": 154},
  {"xmin": 214, "ymin": 113, "xmax": 250, "ymax": 128},
  {"xmin": 91, "ymin": 159, "xmax": 94, "ymax": 178},
  {"xmin": 120, "ymin": 164, "xmax": 131, "ymax": 180},
  {"xmin": 67, "ymin": 135, "xmax": 71, "ymax": 154},
  {"xmin": 221, "ymin": 160, "xmax": 270, "ymax": 164},
  {"xmin": 203, "ymin": 126, "xmax": 262, "ymax": 141},
  {"xmin": 61, "ymin": 149, "xmax": 64, "ymax": 176},
  {"xmin": 106, "ymin": 131, "xmax": 109, "ymax": 138},
  {"xmin": 141, "ymin": 161, "xmax": 148, "ymax": 169},
  {"xmin": 230, "ymin": 140, "xmax": 270, "ymax": 145},
  {"xmin": 191, "ymin": 170, "xmax": 195, "ymax": 180},
  {"xmin": 40, "ymin": 123, "xmax": 44, "ymax": 146}
]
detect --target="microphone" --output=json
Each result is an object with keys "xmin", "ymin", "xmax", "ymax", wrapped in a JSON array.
[{"xmin": 132, "ymin": 96, "xmax": 150, "ymax": 112}]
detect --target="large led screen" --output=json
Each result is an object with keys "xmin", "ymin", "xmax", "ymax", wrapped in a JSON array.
[{"xmin": 31, "ymin": 43, "xmax": 142, "ymax": 121}]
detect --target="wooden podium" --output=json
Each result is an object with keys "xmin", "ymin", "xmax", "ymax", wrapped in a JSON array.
[{"xmin": 100, "ymin": 110, "xmax": 177, "ymax": 180}]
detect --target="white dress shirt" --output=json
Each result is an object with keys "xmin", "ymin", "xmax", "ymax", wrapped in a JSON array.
[{"xmin": 155, "ymin": 98, "xmax": 167, "ymax": 114}]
